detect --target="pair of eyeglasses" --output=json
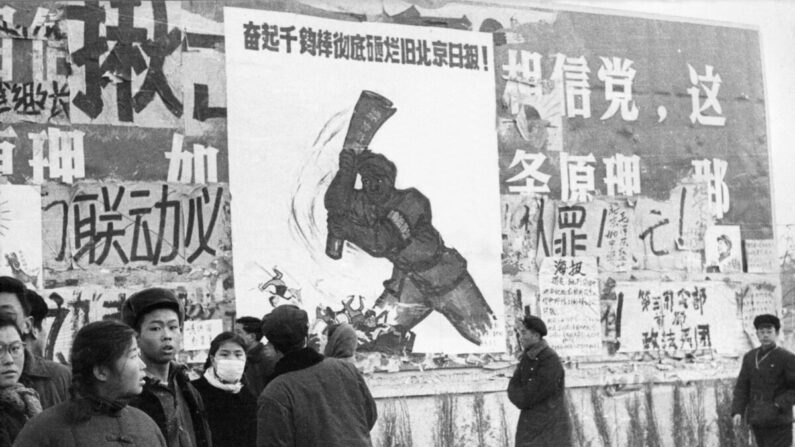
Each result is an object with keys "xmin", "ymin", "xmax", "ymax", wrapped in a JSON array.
[{"xmin": 0, "ymin": 342, "xmax": 25, "ymax": 357}]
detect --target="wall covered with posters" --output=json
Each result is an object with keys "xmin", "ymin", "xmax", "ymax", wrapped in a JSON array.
[{"xmin": 0, "ymin": 0, "xmax": 790, "ymax": 396}]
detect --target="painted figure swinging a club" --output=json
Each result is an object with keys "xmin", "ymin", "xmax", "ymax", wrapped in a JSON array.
[{"xmin": 324, "ymin": 91, "xmax": 494, "ymax": 353}]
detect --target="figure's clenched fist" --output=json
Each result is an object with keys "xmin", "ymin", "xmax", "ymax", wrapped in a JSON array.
[{"xmin": 339, "ymin": 148, "xmax": 356, "ymax": 172}]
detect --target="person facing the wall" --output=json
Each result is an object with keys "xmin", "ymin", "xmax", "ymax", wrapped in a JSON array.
[
  {"xmin": 732, "ymin": 314, "xmax": 795, "ymax": 447},
  {"xmin": 192, "ymin": 331, "xmax": 257, "ymax": 447},
  {"xmin": 0, "ymin": 276, "xmax": 69, "ymax": 409},
  {"xmin": 257, "ymin": 304, "xmax": 377, "ymax": 447},
  {"xmin": 508, "ymin": 315, "xmax": 572, "ymax": 447},
  {"xmin": 0, "ymin": 314, "xmax": 41, "ymax": 446},
  {"xmin": 324, "ymin": 322, "xmax": 358, "ymax": 362},
  {"xmin": 235, "ymin": 316, "xmax": 280, "ymax": 398},
  {"xmin": 13, "ymin": 320, "xmax": 166, "ymax": 447},
  {"xmin": 121, "ymin": 287, "xmax": 212, "ymax": 447}
]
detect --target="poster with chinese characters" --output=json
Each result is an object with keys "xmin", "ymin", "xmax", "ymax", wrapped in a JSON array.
[
  {"xmin": 64, "ymin": 1, "xmax": 184, "ymax": 128},
  {"xmin": 225, "ymin": 8, "xmax": 504, "ymax": 354},
  {"xmin": 41, "ymin": 182, "xmax": 231, "ymax": 276},
  {"xmin": 538, "ymin": 256, "xmax": 602, "ymax": 357},
  {"xmin": 496, "ymin": 12, "xmax": 772, "ymax": 245},
  {"xmin": 617, "ymin": 281, "xmax": 744, "ymax": 355}
]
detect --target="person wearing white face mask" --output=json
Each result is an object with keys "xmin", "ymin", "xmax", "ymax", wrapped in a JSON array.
[{"xmin": 192, "ymin": 332, "xmax": 257, "ymax": 447}]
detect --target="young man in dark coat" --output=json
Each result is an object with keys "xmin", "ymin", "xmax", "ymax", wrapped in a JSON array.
[
  {"xmin": 0, "ymin": 276, "xmax": 70, "ymax": 409},
  {"xmin": 732, "ymin": 314, "xmax": 795, "ymax": 447},
  {"xmin": 122, "ymin": 287, "xmax": 213, "ymax": 447},
  {"xmin": 508, "ymin": 315, "xmax": 572, "ymax": 447},
  {"xmin": 257, "ymin": 304, "xmax": 377, "ymax": 447},
  {"xmin": 235, "ymin": 316, "xmax": 280, "ymax": 398}
]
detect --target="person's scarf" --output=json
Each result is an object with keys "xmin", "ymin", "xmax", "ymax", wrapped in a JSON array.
[
  {"xmin": 324, "ymin": 323, "xmax": 358, "ymax": 360},
  {"xmin": 203, "ymin": 367, "xmax": 243, "ymax": 394},
  {"xmin": 67, "ymin": 389, "xmax": 127, "ymax": 423},
  {"xmin": 0, "ymin": 383, "xmax": 42, "ymax": 420}
]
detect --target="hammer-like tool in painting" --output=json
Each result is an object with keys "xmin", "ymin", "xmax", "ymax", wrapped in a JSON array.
[{"xmin": 324, "ymin": 91, "xmax": 397, "ymax": 260}]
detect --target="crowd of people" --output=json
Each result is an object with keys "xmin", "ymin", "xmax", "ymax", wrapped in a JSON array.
[
  {"xmin": 2, "ymin": 272, "xmax": 795, "ymax": 447},
  {"xmin": 0, "ymin": 276, "xmax": 374, "ymax": 447}
]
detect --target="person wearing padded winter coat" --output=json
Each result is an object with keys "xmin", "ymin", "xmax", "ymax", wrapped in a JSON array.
[
  {"xmin": 732, "ymin": 314, "xmax": 795, "ymax": 447},
  {"xmin": 13, "ymin": 320, "xmax": 167, "ymax": 447},
  {"xmin": 122, "ymin": 287, "xmax": 212, "ymax": 447},
  {"xmin": 257, "ymin": 304, "xmax": 377, "ymax": 447},
  {"xmin": 508, "ymin": 315, "xmax": 572, "ymax": 447},
  {"xmin": 0, "ymin": 315, "xmax": 41, "ymax": 447},
  {"xmin": 192, "ymin": 332, "xmax": 257, "ymax": 447}
]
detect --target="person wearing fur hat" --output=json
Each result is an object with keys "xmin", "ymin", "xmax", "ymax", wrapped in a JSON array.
[
  {"xmin": 732, "ymin": 314, "xmax": 795, "ymax": 446},
  {"xmin": 121, "ymin": 287, "xmax": 212, "ymax": 447},
  {"xmin": 257, "ymin": 304, "xmax": 377, "ymax": 447},
  {"xmin": 325, "ymin": 148, "xmax": 495, "ymax": 353},
  {"xmin": 508, "ymin": 315, "xmax": 572, "ymax": 447}
]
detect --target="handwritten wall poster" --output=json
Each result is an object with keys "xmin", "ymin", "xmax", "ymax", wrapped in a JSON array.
[
  {"xmin": 539, "ymin": 198, "xmax": 634, "ymax": 272},
  {"xmin": 179, "ymin": 5, "xmax": 227, "ymax": 138},
  {"xmin": 737, "ymin": 281, "xmax": 779, "ymax": 347},
  {"xmin": 538, "ymin": 257, "xmax": 601, "ymax": 357},
  {"xmin": 501, "ymin": 194, "xmax": 542, "ymax": 275},
  {"xmin": 41, "ymin": 182, "xmax": 231, "ymax": 276},
  {"xmin": 0, "ymin": 185, "xmax": 42, "ymax": 288},
  {"xmin": 705, "ymin": 225, "xmax": 742, "ymax": 273},
  {"xmin": 493, "ymin": 11, "xmax": 772, "ymax": 242},
  {"xmin": 745, "ymin": 239, "xmax": 777, "ymax": 274},
  {"xmin": 0, "ymin": 123, "xmax": 228, "ymax": 185},
  {"xmin": 65, "ymin": 1, "xmax": 184, "ymax": 128},
  {"xmin": 184, "ymin": 318, "xmax": 224, "ymax": 351},
  {"xmin": 225, "ymin": 8, "xmax": 503, "ymax": 354},
  {"xmin": 617, "ymin": 281, "xmax": 743, "ymax": 355},
  {"xmin": 632, "ymin": 182, "xmax": 710, "ymax": 272},
  {"xmin": 42, "ymin": 281, "xmax": 233, "ymax": 363},
  {"xmin": 0, "ymin": 5, "xmax": 69, "ymax": 125}
]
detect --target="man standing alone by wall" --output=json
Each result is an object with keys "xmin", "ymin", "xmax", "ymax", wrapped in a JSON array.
[
  {"xmin": 508, "ymin": 315, "xmax": 572, "ymax": 447},
  {"xmin": 733, "ymin": 314, "xmax": 795, "ymax": 447}
]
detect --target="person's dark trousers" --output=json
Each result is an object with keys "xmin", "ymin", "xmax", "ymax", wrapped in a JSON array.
[{"xmin": 752, "ymin": 425, "xmax": 793, "ymax": 447}]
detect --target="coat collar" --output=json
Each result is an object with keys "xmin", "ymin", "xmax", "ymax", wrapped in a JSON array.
[
  {"xmin": 524, "ymin": 339, "xmax": 549, "ymax": 360},
  {"xmin": 22, "ymin": 348, "xmax": 54, "ymax": 379},
  {"xmin": 270, "ymin": 347, "xmax": 324, "ymax": 381}
]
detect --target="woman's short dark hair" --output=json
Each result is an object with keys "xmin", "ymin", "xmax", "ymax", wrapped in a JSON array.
[
  {"xmin": 0, "ymin": 314, "xmax": 22, "ymax": 338},
  {"xmin": 70, "ymin": 320, "xmax": 136, "ymax": 395},
  {"xmin": 203, "ymin": 331, "xmax": 247, "ymax": 370}
]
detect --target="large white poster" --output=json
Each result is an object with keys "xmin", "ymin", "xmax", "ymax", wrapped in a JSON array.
[
  {"xmin": 0, "ymin": 185, "xmax": 42, "ymax": 288},
  {"xmin": 225, "ymin": 8, "xmax": 503, "ymax": 353}
]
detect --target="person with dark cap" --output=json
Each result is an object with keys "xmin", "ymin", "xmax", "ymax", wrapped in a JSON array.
[
  {"xmin": 508, "ymin": 315, "xmax": 572, "ymax": 447},
  {"xmin": 325, "ymin": 148, "xmax": 495, "ymax": 353},
  {"xmin": 235, "ymin": 315, "xmax": 280, "ymax": 398},
  {"xmin": 24, "ymin": 289, "xmax": 48, "ymax": 358},
  {"xmin": 121, "ymin": 287, "xmax": 212, "ymax": 447},
  {"xmin": 0, "ymin": 276, "xmax": 70, "ymax": 409},
  {"xmin": 732, "ymin": 313, "xmax": 795, "ymax": 446},
  {"xmin": 257, "ymin": 304, "xmax": 377, "ymax": 447}
]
